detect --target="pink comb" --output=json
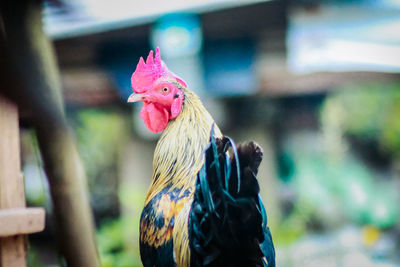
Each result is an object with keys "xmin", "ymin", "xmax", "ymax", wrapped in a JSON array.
[{"xmin": 131, "ymin": 48, "xmax": 187, "ymax": 93}]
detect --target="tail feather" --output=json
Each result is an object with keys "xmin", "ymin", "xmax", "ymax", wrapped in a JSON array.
[
  {"xmin": 189, "ymin": 125, "xmax": 275, "ymax": 267},
  {"xmin": 261, "ymin": 228, "xmax": 276, "ymax": 267}
]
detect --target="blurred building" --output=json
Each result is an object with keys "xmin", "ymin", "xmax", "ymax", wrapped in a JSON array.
[{"xmin": 23, "ymin": 0, "xmax": 400, "ymax": 266}]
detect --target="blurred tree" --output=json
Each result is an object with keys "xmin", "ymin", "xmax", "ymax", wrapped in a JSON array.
[
  {"xmin": 71, "ymin": 109, "xmax": 129, "ymax": 220},
  {"xmin": 323, "ymin": 82, "xmax": 400, "ymax": 158},
  {"xmin": 319, "ymin": 82, "xmax": 400, "ymax": 228}
]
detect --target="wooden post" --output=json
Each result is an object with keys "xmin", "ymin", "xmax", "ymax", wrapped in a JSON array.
[
  {"xmin": 0, "ymin": 1, "xmax": 100, "ymax": 266},
  {"xmin": 0, "ymin": 96, "xmax": 45, "ymax": 266}
]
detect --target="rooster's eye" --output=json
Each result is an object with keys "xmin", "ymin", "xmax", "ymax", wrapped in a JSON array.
[{"xmin": 162, "ymin": 87, "xmax": 169, "ymax": 93}]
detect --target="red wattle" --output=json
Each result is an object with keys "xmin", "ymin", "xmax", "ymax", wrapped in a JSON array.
[{"xmin": 140, "ymin": 103, "xmax": 169, "ymax": 133}]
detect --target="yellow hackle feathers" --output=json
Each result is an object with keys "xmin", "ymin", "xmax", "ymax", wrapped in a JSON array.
[
  {"xmin": 145, "ymin": 85, "xmax": 222, "ymax": 204},
  {"xmin": 143, "ymin": 82, "xmax": 222, "ymax": 266}
]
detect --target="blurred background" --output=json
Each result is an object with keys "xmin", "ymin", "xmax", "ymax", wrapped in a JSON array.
[{"xmin": 20, "ymin": 0, "xmax": 400, "ymax": 266}]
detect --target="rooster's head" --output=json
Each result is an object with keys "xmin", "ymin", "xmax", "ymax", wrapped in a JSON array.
[{"xmin": 128, "ymin": 48, "xmax": 186, "ymax": 133}]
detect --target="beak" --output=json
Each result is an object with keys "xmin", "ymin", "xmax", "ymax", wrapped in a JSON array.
[{"xmin": 127, "ymin": 93, "xmax": 144, "ymax": 103}]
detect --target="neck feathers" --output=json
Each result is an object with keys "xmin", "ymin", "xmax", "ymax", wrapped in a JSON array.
[{"xmin": 145, "ymin": 89, "xmax": 221, "ymax": 204}]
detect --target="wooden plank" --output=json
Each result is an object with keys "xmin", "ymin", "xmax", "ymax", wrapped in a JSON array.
[
  {"xmin": 0, "ymin": 237, "xmax": 26, "ymax": 267},
  {"xmin": 0, "ymin": 96, "xmax": 26, "ymax": 267},
  {"xmin": 0, "ymin": 208, "xmax": 45, "ymax": 237},
  {"xmin": 0, "ymin": 97, "xmax": 24, "ymax": 208}
]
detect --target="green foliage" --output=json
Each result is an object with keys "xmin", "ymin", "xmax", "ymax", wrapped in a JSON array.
[
  {"xmin": 283, "ymin": 147, "xmax": 399, "ymax": 230},
  {"xmin": 273, "ymin": 200, "xmax": 312, "ymax": 245},
  {"xmin": 27, "ymin": 245, "xmax": 43, "ymax": 267},
  {"xmin": 74, "ymin": 109, "xmax": 127, "ymax": 181},
  {"xmin": 97, "ymin": 185, "xmax": 147, "ymax": 267},
  {"xmin": 366, "ymin": 183, "xmax": 400, "ymax": 228},
  {"xmin": 324, "ymin": 82, "xmax": 400, "ymax": 156},
  {"xmin": 98, "ymin": 218, "xmax": 141, "ymax": 267},
  {"xmin": 69, "ymin": 108, "xmax": 147, "ymax": 266},
  {"xmin": 21, "ymin": 130, "xmax": 50, "ymax": 208},
  {"xmin": 382, "ymin": 90, "xmax": 400, "ymax": 154},
  {"xmin": 72, "ymin": 109, "xmax": 129, "ymax": 212},
  {"xmin": 314, "ymin": 82, "xmax": 400, "ymax": 227}
]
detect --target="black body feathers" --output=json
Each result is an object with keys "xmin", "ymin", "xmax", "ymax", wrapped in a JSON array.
[{"xmin": 189, "ymin": 126, "xmax": 276, "ymax": 267}]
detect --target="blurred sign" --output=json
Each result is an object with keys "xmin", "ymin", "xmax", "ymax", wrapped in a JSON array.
[{"xmin": 287, "ymin": 2, "xmax": 400, "ymax": 74}]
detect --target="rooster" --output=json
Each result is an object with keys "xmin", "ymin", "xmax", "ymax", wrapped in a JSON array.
[{"xmin": 128, "ymin": 48, "xmax": 275, "ymax": 267}]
